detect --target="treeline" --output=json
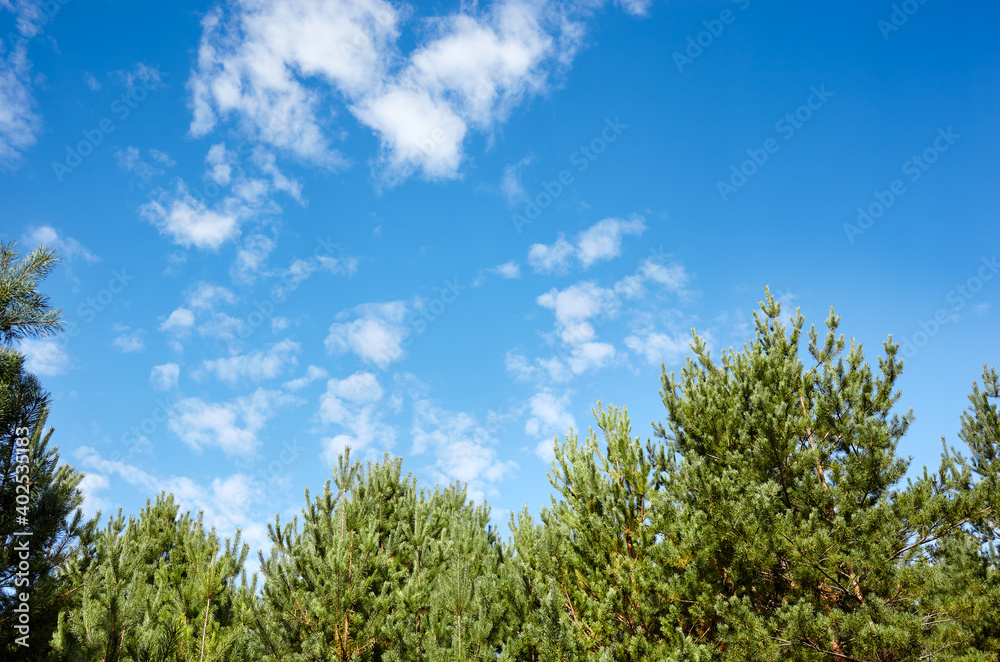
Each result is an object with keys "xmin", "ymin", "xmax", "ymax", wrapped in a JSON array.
[{"xmin": 2, "ymin": 242, "xmax": 999, "ymax": 660}]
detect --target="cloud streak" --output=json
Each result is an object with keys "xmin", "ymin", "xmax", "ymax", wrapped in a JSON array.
[{"xmin": 187, "ymin": 0, "xmax": 642, "ymax": 182}]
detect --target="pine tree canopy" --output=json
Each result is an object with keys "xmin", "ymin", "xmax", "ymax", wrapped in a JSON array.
[
  {"xmin": 3, "ymin": 285, "xmax": 997, "ymax": 661},
  {"xmin": 1, "ymin": 244, "xmax": 93, "ymax": 661},
  {"xmin": 518, "ymin": 289, "xmax": 1000, "ymax": 661}
]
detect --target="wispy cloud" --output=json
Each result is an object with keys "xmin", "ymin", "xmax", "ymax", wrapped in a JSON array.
[
  {"xmin": 318, "ymin": 371, "xmax": 396, "ymax": 463},
  {"xmin": 22, "ymin": 226, "xmax": 99, "ymax": 263},
  {"xmin": 18, "ymin": 337, "xmax": 70, "ymax": 376},
  {"xmin": 411, "ymin": 398, "xmax": 518, "ymax": 502},
  {"xmin": 111, "ymin": 324, "xmax": 146, "ymax": 353},
  {"xmin": 150, "ymin": 363, "xmax": 180, "ymax": 390},
  {"xmin": 169, "ymin": 388, "xmax": 299, "ymax": 457},
  {"xmin": 325, "ymin": 301, "xmax": 410, "ymax": 369},
  {"xmin": 524, "ymin": 390, "xmax": 576, "ymax": 461},
  {"xmin": 528, "ymin": 217, "xmax": 646, "ymax": 274},
  {"xmin": 187, "ymin": 0, "xmax": 645, "ymax": 182},
  {"xmin": 200, "ymin": 339, "xmax": 300, "ymax": 386}
]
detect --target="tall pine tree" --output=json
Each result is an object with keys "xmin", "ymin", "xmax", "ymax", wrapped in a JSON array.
[
  {"xmin": 0, "ymin": 241, "xmax": 94, "ymax": 659},
  {"xmin": 512, "ymin": 289, "xmax": 999, "ymax": 661},
  {"xmin": 52, "ymin": 493, "xmax": 253, "ymax": 662},
  {"xmin": 256, "ymin": 449, "xmax": 512, "ymax": 661}
]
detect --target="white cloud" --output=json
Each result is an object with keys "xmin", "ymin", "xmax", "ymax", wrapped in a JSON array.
[
  {"xmin": 528, "ymin": 236, "xmax": 574, "ymax": 274},
  {"xmin": 0, "ymin": 30, "xmax": 39, "ymax": 168},
  {"xmin": 113, "ymin": 62, "xmax": 165, "ymax": 93},
  {"xmin": 576, "ymin": 217, "xmax": 646, "ymax": 268},
  {"xmin": 282, "ymin": 364, "xmax": 328, "ymax": 391},
  {"xmin": 160, "ymin": 307, "xmax": 196, "ymax": 333},
  {"xmin": 76, "ymin": 472, "xmax": 110, "ymax": 516},
  {"xmin": 231, "ymin": 233, "xmax": 275, "ymax": 284},
  {"xmin": 111, "ymin": 325, "xmax": 145, "ymax": 353},
  {"xmin": 157, "ymin": 284, "xmax": 243, "ymax": 351},
  {"xmin": 22, "ymin": 226, "xmax": 99, "ymax": 263},
  {"xmin": 529, "ymin": 217, "xmax": 645, "ymax": 274},
  {"xmin": 625, "ymin": 331, "xmax": 690, "ymax": 366},
  {"xmin": 566, "ymin": 341, "xmax": 616, "ymax": 374},
  {"xmin": 186, "ymin": 281, "xmax": 236, "ymax": 310},
  {"xmin": 187, "ymin": 0, "xmax": 641, "ymax": 182},
  {"xmin": 73, "ymin": 447, "xmax": 283, "ymax": 565},
  {"xmin": 411, "ymin": 399, "xmax": 517, "ymax": 501},
  {"xmin": 115, "ymin": 146, "xmax": 173, "ymax": 183},
  {"xmin": 318, "ymin": 372, "xmax": 395, "ymax": 463},
  {"xmin": 18, "ymin": 338, "xmax": 69, "ymax": 376},
  {"xmin": 169, "ymin": 388, "xmax": 298, "ymax": 456},
  {"xmin": 201, "ymin": 339, "xmax": 300, "ymax": 386},
  {"xmin": 150, "ymin": 363, "xmax": 180, "ymax": 390},
  {"xmin": 83, "ymin": 71, "xmax": 101, "ymax": 91},
  {"xmin": 195, "ymin": 312, "xmax": 245, "ymax": 344},
  {"xmin": 149, "ymin": 149, "xmax": 175, "ymax": 167},
  {"xmin": 639, "ymin": 259, "xmax": 689, "ymax": 293},
  {"xmin": 505, "ymin": 350, "xmax": 540, "ymax": 383},
  {"xmin": 325, "ymin": 371, "xmax": 383, "ymax": 402},
  {"xmin": 501, "ymin": 154, "xmax": 533, "ymax": 204},
  {"xmin": 536, "ymin": 281, "xmax": 618, "ymax": 328},
  {"xmin": 325, "ymin": 301, "xmax": 409, "ymax": 368},
  {"xmin": 141, "ymin": 183, "xmax": 240, "ymax": 250},
  {"xmin": 524, "ymin": 391, "xmax": 576, "ymax": 461},
  {"xmin": 511, "ymin": 247, "xmax": 694, "ymax": 387},
  {"xmin": 616, "ymin": 0, "xmax": 652, "ymax": 17},
  {"xmin": 491, "ymin": 261, "xmax": 521, "ymax": 279}
]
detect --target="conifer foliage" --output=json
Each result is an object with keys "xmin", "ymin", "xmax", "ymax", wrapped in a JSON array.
[
  {"xmin": 0, "ymin": 242, "xmax": 94, "ymax": 660},
  {"xmin": 2, "ymin": 253, "xmax": 997, "ymax": 662},
  {"xmin": 254, "ymin": 449, "xmax": 510, "ymax": 661},
  {"xmin": 52, "ymin": 493, "xmax": 253, "ymax": 662},
  {"xmin": 508, "ymin": 290, "xmax": 1000, "ymax": 661}
]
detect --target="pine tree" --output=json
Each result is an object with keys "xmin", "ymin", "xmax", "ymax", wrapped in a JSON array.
[
  {"xmin": 520, "ymin": 289, "xmax": 999, "ymax": 660},
  {"xmin": 256, "ymin": 449, "xmax": 513, "ymax": 661},
  {"xmin": 0, "ymin": 241, "xmax": 94, "ymax": 659},
  {"xmin": 650, "ymin": 289, "xmax": 999, "ymax": 659},
  {"xmin": 507, "ymin": 403, "xmax": 698, "ymax": 662},
  {"xmin": 914, "ymin": 366, "xmax": 1000, "ymax": 659},
  {"xmin": 256, "ymin": 450, "xmax": 415, "ymax": 661},
  {"xmin": 0, "ymin": 241, "xmax": 63, "ymax": 344},
  {"xmin": 52, "ymin": 492, "xmax": 253, "ymax": 661},
  {"xmin": 500, "ymin": 506, "xmax": 588, "ymax": 662},
  {"xmin": 420, "ymin": 485, "xmax": 507, "ymax": 661}
]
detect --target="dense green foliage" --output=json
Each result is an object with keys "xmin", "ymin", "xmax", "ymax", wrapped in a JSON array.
[
  {"xmin": 1, "ymin": 246, "xmax": 997, "ymax": 660},
  {"xmin": 255, "ymin": 450, "xmax": 510, "ymax": 661},
  {"xmin": 1, "ymin": 242, "xmax": 94, "ymax": 660},
  {"xmin": 52, "ymin": 494, "xmax": 253, "ymax": 662}
]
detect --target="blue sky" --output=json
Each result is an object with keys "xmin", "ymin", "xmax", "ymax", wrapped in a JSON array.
[{"xmin": 2, "ymin": 0, "xmax": 998, "ymax": 558}]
